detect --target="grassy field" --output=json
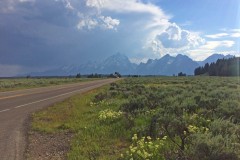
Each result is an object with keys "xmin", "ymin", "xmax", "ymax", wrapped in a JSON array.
[
  {"xmin": 0, "ymin": 78, "xmax": 97, "ymax": 92},
  {"xmin": 30, "ymin": 77, "xmax": 240, "ymax": 159}
]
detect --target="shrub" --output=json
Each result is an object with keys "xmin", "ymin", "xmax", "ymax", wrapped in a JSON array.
[
  {"xmin": 94, "ymin": 92, "xmax": 108, "ymax": 102},
  {"xmin": 99, "ymin": 109, "xmax": 123, "ymax": 122},
  {"xmin": 120, "ymin": 96, "xmax": 147, "ymax": 115},
  {"xmin": 120, "ymin": 134, "xmax": 168, "ymax": 160}
]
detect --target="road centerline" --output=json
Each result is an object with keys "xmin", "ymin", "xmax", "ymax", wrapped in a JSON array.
[{"xmin": 0, "ymin": 109, "xmax": 10, "ymax": 113}]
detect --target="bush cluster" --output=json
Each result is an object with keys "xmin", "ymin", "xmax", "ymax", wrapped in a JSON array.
[
  {"xmin": 121, "ymin": 134, "xmax": 168, "ymax": 160},
  {"xmin": 99, "ymin": 109, "xmax": 123, "ymax": 122},
  {"xmin": 94, "ymin": 77, "xmax": 240, "ymax": 159}
]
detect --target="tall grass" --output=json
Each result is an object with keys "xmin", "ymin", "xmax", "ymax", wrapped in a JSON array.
[
  {"xmin": 31, "ymin": 87, "xmax": 129, "ymax": 159},
  {"xmin": 30, "ymin": 77, "xmax": 240, "ymax": 159},
  {"xmin": 0, "ymin": 78, "xmax": 94, "ymax": 91}
]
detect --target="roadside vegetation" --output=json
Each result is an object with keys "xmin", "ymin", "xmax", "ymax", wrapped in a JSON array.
[
  {"xmin": 0, "ymin": 78, "xmax": 95, "ymax": 91},
  {"xmin": 30, "ymin": 77, "xmax": 240, "ymax": 159}
]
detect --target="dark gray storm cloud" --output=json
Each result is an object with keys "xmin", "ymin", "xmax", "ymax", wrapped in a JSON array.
[
  {"xmin": 0, "ymin": 0, "xmax": 144, "ymax": 71},
  {"xmin": 0, "ymin": 0, "xmax": 78, "ymax": 67}
]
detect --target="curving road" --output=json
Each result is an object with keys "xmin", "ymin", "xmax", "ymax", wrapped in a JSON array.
[{"xmin": 0, "ymin": 78, "xmax": 119, "ymax": 160}]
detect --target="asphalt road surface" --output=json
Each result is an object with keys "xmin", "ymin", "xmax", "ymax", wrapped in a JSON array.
[{"xmin": 0, "ymin": 78, "xmax": 119, "ymax": 160}]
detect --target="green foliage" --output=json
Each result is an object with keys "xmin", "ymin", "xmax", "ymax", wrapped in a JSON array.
[
  {"xmin": 195, "ymin": 57, "xmax": 240, "ymax": 76},
  {"xmin": 76, "ymin": 73, "xmax": 81, "ymax": 78},
  {"xmin": 99, "ymin": 109, "xmax": 123, "ymax": 122},
  {"xmin": 87, "ymin": 73, "xmax": 103, "ymax": 78},
  {"xmin": 31, "ymin": 87, "xmax": 129, "ymax": 159},
  {"xmin": 178, "ymin": 72, "xmax": 187, "ymax": 76},
  {"xmin": 101, "ymin": 77, "xmax": 240, "ymax": 159},
  {"xmin": 120, "ymin": 96, "xmax": 147, "ymax": 114},
  {"xmin": 121, "ymin": 134, "xmax": 169, "ymax": 160},
  {"xmin": 0, "ymin": 77, "xmax": 92, "ymax": 91},
  {"xmin": 30, "ymin": 77, "xmax": 240, "ymax": 159}
]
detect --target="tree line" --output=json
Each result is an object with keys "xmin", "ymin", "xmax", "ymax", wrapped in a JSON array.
[{"xmin": 194, "ymin": 57, "xmax": 240, "ymax": 76}]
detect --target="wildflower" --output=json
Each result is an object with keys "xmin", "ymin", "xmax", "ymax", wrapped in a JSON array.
[
  {"xmin": 147, "ymin": 136, "xmax": 151, "ymax": 140},
  {"xmin": 132, "ymin": 134, "xmax": 138, "ymax": 141},
  {"xmin": 122, "ymin": 134, "xmax": 166, "ymax": 159},
  {"xmin": 98, "ymin": 109, "xmax": 123, "ymax": 122}
]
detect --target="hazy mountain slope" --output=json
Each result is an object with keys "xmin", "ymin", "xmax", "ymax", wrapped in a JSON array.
[
  {"xmin": 136, "ymin": 54, "xmax": 199, "ymax": 75},
  {"xmin": 28, "ymin": 53, "xmax": 234, "ymax": 76},
  {"xmin": 198, "ymin": 54, "xmax": 234, "ymax": 66}
]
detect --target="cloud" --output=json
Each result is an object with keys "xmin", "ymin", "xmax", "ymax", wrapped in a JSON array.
[
  {"xmin": 85, "ymin": 0, "xmax": 168, "ymax": 18},
  {"xmin": 129, "ymin": 57, "xmax": 149, "ymax": 64},
  {"xmin": 157, "ymin": 24, "xmax": 204, "ymax": 48},
  {"xmin": 43, "ymin": 0, "xmax": 205, "ymax": 60},
  {"xmin": 228, "ymin": 29, "xmax": 240, "ymax": 32},
  {"xmin": 100, "ymin": 16, "xmax": 120, "ymax": 30},
  {"xmin": 19, "ymin": 0, "xmax": 34, "ymax": 2},
  {"xmin": 186, "ymin": 40, "xmax": 236, "ymax": 61},
  {"xmin": 0, "ymin": 0, "xmax": 35, "ymax": 13},
  {"xmin": 75, "ymin": 0, "xmax": 170, "ymax": 31},
  {"xmin": 62, "ymin": 0, "xmax": 74, "ymax": 10},
  {"xmin": 0, "ymin": 64, "xmax": 22, "ymax": 77},
  {"xmin": 76, "ymin": 14, "xmax": 120, "ymax": 30},
  {"xmin": 146, "ymin": 24, "xmax": 205, "ymax": 56},
  {"xmin": 186, "ymin": 49, "xmax": 238, "ymax": 61},
  {"xmin": 231, "ymin": 32, "xmax": 240, "ymax": 38},
  {"xmin": 206, "ymin": 29, "xmax": 240, "ymax": 39},
  {"xmin": 228, "ymin": 29, "xmax": 240, "ymax": 38},
  {"xmin": 0, "ymin": 0, "xmax": 16, "ymax": 13},
  {"xmin": 73, "ymin": 0, "xmax": 123, "ymax": 30},
  {"xmin": 77, "ymin": 17, "xmax": 98, "ymax": 30},
  {"xmin": 201, "ymin": 41, "xmax": 235, "ymax": 49},
  {"xmin": 205, "ymin": 33, "xmax": 229, "ymax": 39},
  {"xmin": 0, "ymin": 64, "xmax": 56, "ymax": 77},
  {"xmin": 190, "ymin": 29, "xmax": 239, "ymax": 60},
  {"xmin": 82, "ymin": 0, "xmax": 205, "ymax": 59},
  {"xmin": 2, "ymin": 0, "xmax": 237, "ymax": 76}
]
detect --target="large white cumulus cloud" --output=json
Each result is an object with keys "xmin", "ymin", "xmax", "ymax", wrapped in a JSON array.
[
  {"xmin": 157, "ymin": 24, "xmax": 204, "ymax": 49},
  {"xmin": 83, "ymin": 0, "xmax": 170, "ymax": 30},
  {"xmin": 148, "ymin": 24, "xmax": 205, "ymax": 56},
  {"xmin": 76, "ymin": 14, "xmax": 120, "ymax": 30},
  {"xmin": 75, "ymin": 0, "xmax": 122, "ymax": 30}
]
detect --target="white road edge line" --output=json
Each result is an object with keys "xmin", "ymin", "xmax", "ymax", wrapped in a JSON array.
[
  {"xmin": 0, "ymin": 109, "xmax": 10, "ymax": 113},
  {"xmin": 13, "ymin": 84, "xmax": 101, "ymax": 109}
]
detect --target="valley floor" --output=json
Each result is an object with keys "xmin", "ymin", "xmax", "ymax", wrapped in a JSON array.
[{"xmin": 27, "ymin": 77, "xmax": 240, "ymax": 160}]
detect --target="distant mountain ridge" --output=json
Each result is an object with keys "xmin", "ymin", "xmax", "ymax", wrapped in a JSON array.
[
  {"xmin": 136, "ymin": 54, "xmax": 200, "ymax": 75},
  {"xmin": 29, "ymin": 53, "xmax": 234, "ymax": 76},
  {"xmin": 197, "ymin": 54, "xmax": 233, "ymax": 66}
]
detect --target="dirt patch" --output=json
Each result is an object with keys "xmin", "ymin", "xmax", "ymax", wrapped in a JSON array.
[{"xmin": 25, "ymin": 131, "xmax": 74, "ymax": 160}]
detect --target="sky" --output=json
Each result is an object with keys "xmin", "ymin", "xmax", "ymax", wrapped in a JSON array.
[{"xmin": 0, "ymin": 0, "xmax": 239, "ymax": 76}]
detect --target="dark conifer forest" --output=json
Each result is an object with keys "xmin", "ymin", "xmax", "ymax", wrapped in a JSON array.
[{"xmin": 194, "ymin": 57, "xmax": 240, "ymax": 76}]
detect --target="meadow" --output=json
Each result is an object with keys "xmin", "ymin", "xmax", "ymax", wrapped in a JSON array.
[
  {"xmin": 30, "ymin": 77, "xmax": 240, "ymax": 160},
  {"xmin": 0, "ymin": 77, "xmax": 94, "ymax": 91}
]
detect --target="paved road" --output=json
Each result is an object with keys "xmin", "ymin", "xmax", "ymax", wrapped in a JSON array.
[{"xmin": 0, "ymin": 78, "xmax": 119, "ymax": 160}]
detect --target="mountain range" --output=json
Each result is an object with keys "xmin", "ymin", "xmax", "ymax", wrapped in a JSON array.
[{"xmin": 29, "ymin": 53, "xmax": 233, "ymax": 76}]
